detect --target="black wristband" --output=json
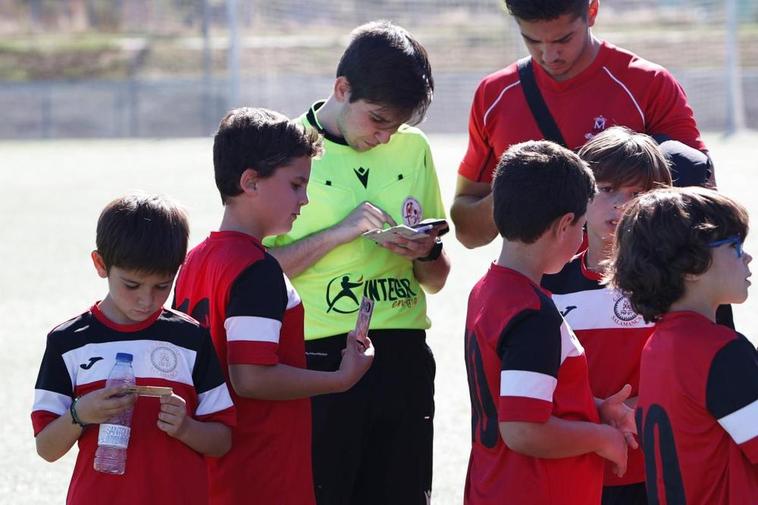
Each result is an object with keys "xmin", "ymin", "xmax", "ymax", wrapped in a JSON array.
[
  {"xmin": 417, "ymin": 238, "xmax": 443, "ymax": 262},
  {"xmin": 70, "ymin": 396, "xmax": 88, "ymax": 428}
]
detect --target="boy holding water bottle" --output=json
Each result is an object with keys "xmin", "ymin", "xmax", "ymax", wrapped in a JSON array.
[{"xmin": 32, "ymin": 193, "xmax": 236, "ymax": 505}]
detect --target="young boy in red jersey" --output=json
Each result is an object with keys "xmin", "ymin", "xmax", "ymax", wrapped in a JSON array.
[
  {"xmin": 32, "ymin": 193, "xmax": 236, "ymax": 505},
  {"xmin": 542, "ymin": 126, "xmax": 672, "ymax": 505},
  {"xmin": 610, "ymin": 187, "xmax": 758, "ymax": 505},
  {"xmin": 464, "ymin": 140, "xmax": 637, "ymax": 505},
  {"xmin": 173, "ymin": 107, "xmax": 374, "ymax": 505}
]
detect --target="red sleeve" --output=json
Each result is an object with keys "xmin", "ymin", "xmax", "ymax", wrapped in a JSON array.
[
  {"xmin": 227, "ymin": 341, "xmax": 279, "ymax": 365},
  {"xmin": 196, "ymin": 405, "xmax": 237, "ymax": 428},
  {"xmin": 459, "ymin": 79, "xmax": 499, "ymax": 184},
  {"xmin": 643, "ymin": 67, "xmax": 706, "ymax": 152},
  {"xmin": 31, "ymin": 410, "xmax": 60, "ymax": 436}
]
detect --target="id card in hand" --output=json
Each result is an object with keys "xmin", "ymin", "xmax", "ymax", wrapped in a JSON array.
[{"xmin": 354, "ymin": 296, "xmax": 374, "ymax": 347}]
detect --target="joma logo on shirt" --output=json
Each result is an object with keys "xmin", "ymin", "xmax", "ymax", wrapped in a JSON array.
[{"xmin": 80, "ymin": 357, "xmax": 103, "ymax": 370}]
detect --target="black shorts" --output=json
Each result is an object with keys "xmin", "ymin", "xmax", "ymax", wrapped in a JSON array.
[
  {"xmin": 306, "ymin": 329, "xmax": 435, "ymax": 505},
  {"xmin": 602, "ymin": 483, "xmax": 648, "ymax": 505}
]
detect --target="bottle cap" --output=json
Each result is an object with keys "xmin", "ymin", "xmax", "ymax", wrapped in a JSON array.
[{"xmin": 115, "ymin": 352, "xmax": 134, "ymax": 363}]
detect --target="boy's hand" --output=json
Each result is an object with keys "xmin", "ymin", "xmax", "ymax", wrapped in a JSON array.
[
  {"xmin": 336, "ymin": 331, "xmax": 375, "ymax": 392},
  {"xmin": 157, "ymin": 393, "xmax": 189, "ymax": 438},
  {"xmin": 381, "ymin": 230, "xmax": 439, "ymax": 261},
  {"xmin": 74, "ymin": 385, "xmax": 136, "ymax": 425},
  {"xmin": 595, "ymin": 424, "xmax": 629, "ymax": 478},
  {"xmin": 598, "ymin": 384, "xmax": 639, "ymax": 449},
  {"xmin": 335, "ymin": 202, "xmax": 396, "ymax": 243}
]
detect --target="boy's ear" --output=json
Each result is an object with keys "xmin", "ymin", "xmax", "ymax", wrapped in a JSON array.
[
  {"xmin": 552, "ymin": 212, "xmax": 577, "ymax": 238},
  {"xmin": 334, "ymin": 76, "xmax": 351, "ymax": 103},
  {"xmin": 239, "ymin": 168, "xmax": 260, "ymax": 195},
  {"xmin": 588, "ymin": 0, "xmax": 599, "ymax": 27},
  {"xmin": 91, "ymin": 251, "xmax": 108, "ymax": 279}
]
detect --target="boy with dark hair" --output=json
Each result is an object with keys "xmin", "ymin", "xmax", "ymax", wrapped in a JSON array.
[
  {"xmin": 32, "ymin": 193, "xmax": 235, "ymax": 505},
  {"xmin": 173, "ymin": 107, "xmax": 374, "ymax": 505},
  {"xmin": 335, "ymin": 20, "xmax": 433, "ymax": 125},
  {"xmin": 452, "ymin": 0, "xmax": 711, "ymax": 249},
  {"xmin": 464, "ymin": 140, "xmax": 636, "ymax": 505},
  {"xmin": 610, "ymin": 187, "xmax": 758, "ymax": 505},
  {"xmin": 264, "ymin": 20, "xmax": 449, "ymax": 505},
  {"xmin": 542, "ymin": 126, "xmax": 672, "ymax": 505}
]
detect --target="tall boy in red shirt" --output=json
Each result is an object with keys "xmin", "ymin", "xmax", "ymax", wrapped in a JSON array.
[{"xmin": 174, "ymin": 107, "xmax": 374, "ymax": 505}]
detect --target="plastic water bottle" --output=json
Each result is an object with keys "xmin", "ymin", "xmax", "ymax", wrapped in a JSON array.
[{"xmin": 94, "ymin": 352, "xmax": 136, "ymax": 475}]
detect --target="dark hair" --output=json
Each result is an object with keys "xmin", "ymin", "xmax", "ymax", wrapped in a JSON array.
[
  {"xmin": 492, "ymin": 140, "xmax": 596, "ymax": 243},
  {"xmin": 578, "ymin": 126, "xmax": 672, "ymax": 191},
  {"xmin": 336, "ymin": 20, "xmax": 433, "ymax": 125},
  {"xmin": 504, "ymin": 0, "xmax": 589, "ymax": 21},
  {"xmin": 609, "ymin": 187, "xmax": 749, "ymax": 322},
  {"xmin": 213, "ymin": 107, "xmax": 322, "ymax": 204},
  {"xmin": 96, "ymin": 193, "xmax": 189, "ymax": 276}
]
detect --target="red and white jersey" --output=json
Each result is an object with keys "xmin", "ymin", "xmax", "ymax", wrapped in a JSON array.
[
  {"xmin": 32, "ymin": 305, "xmax": 236, "ymax": 505},
  {"xmin": 542, "ymin": 252, "xmax": 654, "ymax": 486},
  {"xmin": 464, "ymin": 263, "xmax": 603, "ymax": 505},
  {"xmin": 637, "ymin": 311, "xmax": 758, "ymax": 505},
  {"xmin": 459, "ymin": 41, "xmax": 706, "ymax": 184},
  {"xmin": 174, "ymin": 231, "xmax": 314, "ymax": 505}
]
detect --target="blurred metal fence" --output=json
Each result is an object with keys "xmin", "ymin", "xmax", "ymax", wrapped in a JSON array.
[{"xmin": 0, "ymin": 0, "xmax": 755, "ymax": 138}]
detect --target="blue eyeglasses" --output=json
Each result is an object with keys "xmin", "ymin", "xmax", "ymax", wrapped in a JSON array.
[{"xmin": 707, "ymin": 235, "xmax": 744, "ymax": 258}]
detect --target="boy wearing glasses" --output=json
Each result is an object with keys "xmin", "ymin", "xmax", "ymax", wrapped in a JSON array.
[{"xmin": 610, "ymin": 187, "xmax": 758, "ymax": 504}]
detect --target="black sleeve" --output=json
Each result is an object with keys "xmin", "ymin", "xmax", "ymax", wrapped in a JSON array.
[
  {"xmin": 497, "ymin": 308, "xmax": 562, "ymax": 379},
  {"xmin": 191, "ymin": 326, "xmax": 229, "ymax": 395},
  {"xmin": 226, "ymin": 256, "xmax": 287, "ymax": 321},
  {"xmin": 706, "ymin": 334, "xmax": 758, "ymax": 422},
  {"xmin": 34, "ymin": 333, "xmax": 73, "ymax": 397}
]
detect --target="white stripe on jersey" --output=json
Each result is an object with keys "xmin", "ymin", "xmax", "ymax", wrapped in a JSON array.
[
  {"xmin": 552, "ymin": 289, "xmax": 652, "ymax": 331},
  {"xmin": 33, "ymin": 389, "xmax": 70, "ymax": 415},
  {"xmin": 283, "ymin": 274, "xmax": 301, "ymax": 310},
  {"xmin": 225, "ymin": 316, "xmax": 281, "ymax": 344},
  {"xmin": 62, "ymin": 340, "xmax": 197, "ymax": 388},
  {"xmin": 559, "ymin": 320, "xmax": 584, "ymax": 363},
  {"xmin": 602, "ymin": 66, "xmax": 646, "ymax": 127},
  {"xmin": 718, "ymin": 398, "xmax": 758, "ymax": 444},
  {"xmin": 483, "ymin": 80, "xmax": 521, "ymax": 126},
  {"xmin": 500, "ymin": 370, "xmax": 557, "ymax": 402},
  {"xmin": 195, "ymin": 382, "xmax": 234, "ymax": 417}
]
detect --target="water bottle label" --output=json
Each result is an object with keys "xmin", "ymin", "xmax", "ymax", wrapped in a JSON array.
[{"xmin": 98, "ymin": 424, "xmax": 131, "ymax": 449}]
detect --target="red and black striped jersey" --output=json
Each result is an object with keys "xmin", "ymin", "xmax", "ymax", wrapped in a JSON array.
[
  {"xmin": 32, "ymin": 305, "xmax": 235, "ymax": 505},
  {"xmin": 542, "ymin": 251, "xmax": 653, "ymax": 486},
  {"xmin": 174, "ymin": 230, "xmax": 314, "ymax": 505},
  {"xmin": 464, "ymin": 263, "xmax": 603, "ymax": 505},
  {"xmin": 637, "ymin": 311, "xmax": 758, "ymax": 505}
]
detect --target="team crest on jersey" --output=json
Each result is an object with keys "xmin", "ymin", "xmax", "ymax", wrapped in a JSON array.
[
  {"xmin": 585, "ymin": 115, "xmax": 608, "ymax": 141},
  {"xmin": 402, "ymin": 197, "xmax": 422, "ymax": 226},
  {"xmin": 612, "ymin": 293, "xmax": 641, "ymax": 325},
  {"xmin": 593, "ymin": 115, "xmax": 607, "ymax": 131},
  {"xmin": 150, "ymin": 345, "xmax": 178, "ymax": 377}
]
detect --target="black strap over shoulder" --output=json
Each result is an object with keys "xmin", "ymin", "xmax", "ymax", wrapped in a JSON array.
[{"xmin": 517, "ymin": 57, "xmax": 567, "ymax": 147}]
